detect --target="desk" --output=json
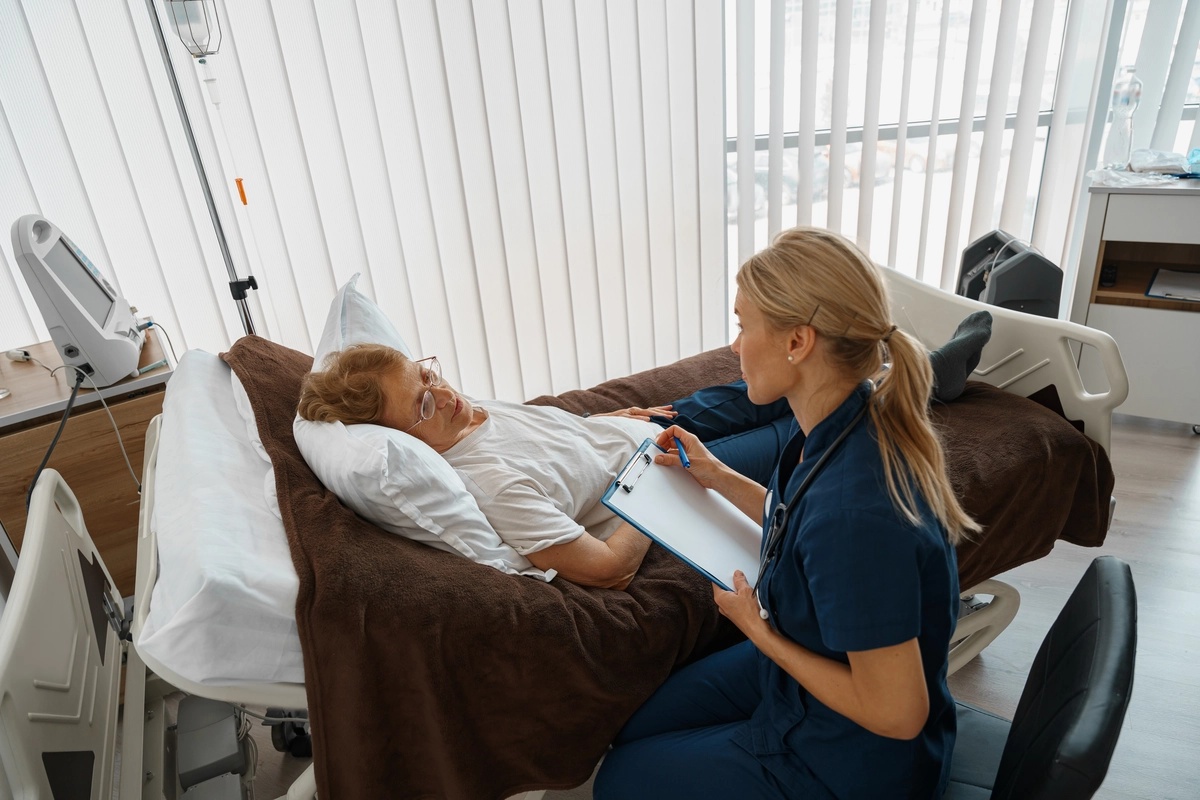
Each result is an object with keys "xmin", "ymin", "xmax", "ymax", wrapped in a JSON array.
[
  {"xmin": 0, "ymin": 332, "xmax": 171, "ymax": 596},
  {"xmin": 1072, "ymin": 181, "xmax": 1200, "ymax": 426}
]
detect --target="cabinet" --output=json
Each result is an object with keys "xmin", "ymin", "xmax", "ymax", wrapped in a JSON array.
[
  {"xmin": 0, "ymin": 332, "xmax": 172, "ymax": 596},
  {"xmin": 1071, "ymin": 182, "xmax": 1200, "ymax": 426}
]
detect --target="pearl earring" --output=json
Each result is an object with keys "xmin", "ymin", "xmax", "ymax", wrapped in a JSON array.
[{"xmin": 787, "ymin": 355, "xmax": 794, "ymax": 362}]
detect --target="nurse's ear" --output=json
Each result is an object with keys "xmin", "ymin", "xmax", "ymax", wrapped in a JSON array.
[{"xmin": 784, "ymin": 323, "xmax": 819, "ymax": 365}]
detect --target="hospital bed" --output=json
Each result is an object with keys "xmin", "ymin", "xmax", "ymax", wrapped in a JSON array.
[{"xmin": 0, "ymin": 267, "xmax": 1127, "ymax": 800}]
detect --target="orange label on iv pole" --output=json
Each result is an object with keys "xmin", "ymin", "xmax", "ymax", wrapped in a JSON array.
[{"xmin": 235, "ymin": 178, "xmax": 247, "ymax": 205}]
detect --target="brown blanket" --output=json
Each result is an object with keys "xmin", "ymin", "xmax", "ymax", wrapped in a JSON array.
[
  {"xmin": 222, "ymin": 338, "xmax": 738, "ymax": 800},
  {"xmin": 221, "ymin": 337, "xmax": 1111, "ymax": 798}
]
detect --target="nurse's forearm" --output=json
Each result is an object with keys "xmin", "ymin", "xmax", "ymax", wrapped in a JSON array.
[
  {"xmin": 712, "ymin": 464, "xmax": 769, "ymax": 522},
  {"xmin": 753, "ymin": 629, "xmax": 930, "ymax": 740}
]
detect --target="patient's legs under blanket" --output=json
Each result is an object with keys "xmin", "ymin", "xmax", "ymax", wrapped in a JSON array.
[
  {"xmin": 654, "ymin": 380, "xmax": 796, "ymax": 486},
  {"xmin": 655, "ymin": 380, "xmax": 791, "ymax": 441}
]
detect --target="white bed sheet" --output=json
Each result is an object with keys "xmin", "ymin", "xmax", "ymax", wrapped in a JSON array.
[{"xmin": 135, "ymin": 349, "xmax": 304, "ymax": 686}]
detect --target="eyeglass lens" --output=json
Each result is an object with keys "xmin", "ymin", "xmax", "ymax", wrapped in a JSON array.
[
  {"xmin": 422, "ymin": 357, "xmax": 442, "ymax": 387},
  {"xmin": 419, "ymin": 390, "xmax": 436, "ymax": 421},
  {"xmin": 417, "ymin": 357, "xmax": 441, "ymax": 422}
]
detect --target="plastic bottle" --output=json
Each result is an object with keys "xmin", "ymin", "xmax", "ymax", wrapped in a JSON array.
[{"xmin": 1100, "ymin": 66, "xmax": 1142, "ymax": 170}]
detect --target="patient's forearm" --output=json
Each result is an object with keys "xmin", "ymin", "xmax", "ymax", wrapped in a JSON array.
[{"xmin": 525, "ymin": 523, "xmax": 652, "ymax": 590}]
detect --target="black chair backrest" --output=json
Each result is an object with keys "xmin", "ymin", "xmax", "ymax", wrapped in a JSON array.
[{"xmin": 992, "ymin": 556, "xmax": 1137, "ymax": 800}]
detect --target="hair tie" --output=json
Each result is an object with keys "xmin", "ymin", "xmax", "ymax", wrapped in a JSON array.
[{"xmin": 881, "ymin": 325, "xmax": 898, "ymax": 343}]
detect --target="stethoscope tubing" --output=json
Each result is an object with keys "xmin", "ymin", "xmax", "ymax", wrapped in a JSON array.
[{"xmin": 754, "ymin": 396, "xmax": 871, "ymax": 619}]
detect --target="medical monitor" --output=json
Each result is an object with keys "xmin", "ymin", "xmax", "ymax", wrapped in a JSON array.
[
  {"xmin": 957, "ymin": 229, "xmax": 1063, "ymax": 319},
  {"xmin": 11, "ymin": 215, "xmax": 144, "ymax": 388}
]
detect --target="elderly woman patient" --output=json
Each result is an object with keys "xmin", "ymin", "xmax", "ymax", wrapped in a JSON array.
[{"xmin": 296, "ymin": 345, "xmax": 795, "ymax": 590}]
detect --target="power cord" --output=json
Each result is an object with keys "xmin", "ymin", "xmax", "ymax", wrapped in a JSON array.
[
  {"xmin": 52, "ymin": 364, "xmax": 143, "ymax": 498},
  {"xmin": 23, "ymin": 364, "xmax": 143, "ymax": 510},
  {"xmin": 25, "ymin": 369, "xmax": 85, "ymax": 511},
  {"xmin": 142, "ymin": 320, "xmax": 179, "ymax": 366},
  {"xmin": 982, "ymin": 235, "xmax": 1044, "ymax": 286}
]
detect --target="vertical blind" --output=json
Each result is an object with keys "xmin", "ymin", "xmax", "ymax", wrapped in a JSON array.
[
  {"xmin": 0, "ymin": 0, "xmax": 243, "ymax": 358},
  {"xmin": 0, "ymin": 0, "xmax": 727, "ymax": 401},
  {"xmin": 727, "ymin": 0, "xmax": 1200, "ymax": 300},
  {"xmin": 6, "ymin": 0, "xmax": 1200, "ymax": 401}
]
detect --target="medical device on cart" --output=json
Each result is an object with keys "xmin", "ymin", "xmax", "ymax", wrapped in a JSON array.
[{"xmin": 11, "ymin": 214, "xmax": 144, "ymax": 388}]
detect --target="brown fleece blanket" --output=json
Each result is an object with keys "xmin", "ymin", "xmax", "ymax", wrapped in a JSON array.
[{"xmin": 221, "ymin": 336, "xmax": 1111, "ymax": 798}]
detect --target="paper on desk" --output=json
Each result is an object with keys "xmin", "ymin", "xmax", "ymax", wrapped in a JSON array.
[{"xmin": 1146, "ymin": 268, "xmax": 1200, "ymax": 302}]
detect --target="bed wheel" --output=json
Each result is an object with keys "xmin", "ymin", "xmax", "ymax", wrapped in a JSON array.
[{"xmin": 266, "ymin": 708, "xmax": 313, "ymax": 758}]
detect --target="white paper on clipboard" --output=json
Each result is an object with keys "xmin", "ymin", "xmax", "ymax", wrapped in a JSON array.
[{"xmin": 601, "ymin": 439, "xmax": 763, "ymax": 590}]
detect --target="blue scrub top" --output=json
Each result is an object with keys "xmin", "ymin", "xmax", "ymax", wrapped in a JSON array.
[{"xmin": 734, "ymin": 382, "xmax": 960, "ymax": 799}]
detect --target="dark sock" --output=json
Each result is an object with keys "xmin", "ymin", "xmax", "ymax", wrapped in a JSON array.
[{"xmin": 929, "ymin": 310, "xmax": 992, "ymax": 403}]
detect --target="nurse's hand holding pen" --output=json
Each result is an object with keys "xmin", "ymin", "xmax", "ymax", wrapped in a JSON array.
[{"xmin": 652, "ymin": 425, "xmax": 727, "ymax": 491}]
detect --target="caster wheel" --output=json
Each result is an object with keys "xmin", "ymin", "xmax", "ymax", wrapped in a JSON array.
[{"xmin": 265, "ymin": 708, "xmax": 311, "ymax": 757}]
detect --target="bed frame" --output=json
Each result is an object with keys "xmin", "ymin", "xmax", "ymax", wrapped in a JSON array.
[
  {"xmin": 0, "ymin": 269, "xmax": 1127, "ymax": 800},
  {"xmin": 884, "ymin": 269, "xmax": 1127, "ymax": 673}
]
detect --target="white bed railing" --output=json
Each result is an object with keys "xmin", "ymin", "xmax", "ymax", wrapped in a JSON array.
[
  {"xmin": 884, "ymin": 268, "xmax": 1129, "ymax": 454},
  {"xmin": 884, "ymin": 268, "xmax": 1129, "ymax": 674}
]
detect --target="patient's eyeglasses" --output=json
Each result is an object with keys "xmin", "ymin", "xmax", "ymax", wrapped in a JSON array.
[{"xmin": 403, "ymin": 356, "xmax": 442, "ymax": 432}]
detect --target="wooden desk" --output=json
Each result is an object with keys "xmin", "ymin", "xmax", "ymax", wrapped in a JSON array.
[{"xmin": 0, "ymin": 332, "xmax": 172, "ymax": 596}]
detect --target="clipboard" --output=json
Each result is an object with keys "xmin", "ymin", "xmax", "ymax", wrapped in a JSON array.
[
  {"xmin": 602, "ymin": 439, "xmax": 763, "ymax": 590},
  {"xmin": 1145, "ymin": 268, "xmax": 1200, "ymax": 302}
]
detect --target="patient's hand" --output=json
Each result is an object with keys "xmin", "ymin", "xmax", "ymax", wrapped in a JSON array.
[{"xmin": 593, "ymin": 404, "xmax": 676, "ymax": 422}]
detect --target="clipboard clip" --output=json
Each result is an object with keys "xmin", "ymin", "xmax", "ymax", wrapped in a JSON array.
[{"xmin": 616, "ymin": 451, "xmax": 653, "ymax": 493}]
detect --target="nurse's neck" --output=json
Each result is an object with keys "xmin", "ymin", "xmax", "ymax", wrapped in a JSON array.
[{"xmin": 789, "ymin": 374, "xmax": 860, "ymax": 439}]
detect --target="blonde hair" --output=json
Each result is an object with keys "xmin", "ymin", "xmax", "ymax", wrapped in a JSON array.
[
  {"xmin": 737, "ymin": 226, "xmax": 979, "ymax": 543},
  {"xmin": 297, "ymin": 344, "xmax": 409, "ymax": 425}
]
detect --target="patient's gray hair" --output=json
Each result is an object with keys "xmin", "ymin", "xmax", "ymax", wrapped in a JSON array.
[{"xmin": 297, "ymin": 344, "xmax": 409, "ymax": 425}]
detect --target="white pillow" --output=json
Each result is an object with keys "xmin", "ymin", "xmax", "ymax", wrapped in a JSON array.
[
  {"xmin": 293, "ymin": 418, "xmax": 550, "ymax": 578},
  {"xmin": 292, "ymin": 273, "xmax": 552, "ymax": 581},
  {"xmin": 312, "ymin": 272, "xmax": 412, "ymax": 365}
]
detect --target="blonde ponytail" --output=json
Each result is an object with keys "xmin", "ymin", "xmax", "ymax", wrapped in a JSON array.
[
  {"xmin": 870, "ymin": 328, "xmax": 979, "ymax": 543},
  {"xmin": 738, "ymin": 227, "xmax": 979, "ymax": 543}
]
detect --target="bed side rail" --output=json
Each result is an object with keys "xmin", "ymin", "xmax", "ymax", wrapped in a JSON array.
[
  {"xmin": 132, "ymin": 414, "xmax": 162, "ymax": 649},
  {"xmin": 0, "ymin": 470, "xmax": 123, "ymax": 800},
  {"xmin": 132, "ymin": 413, "xmax": 307, "ymax": 709},
  {"xmin": 883, "ymin": 269, "xmax": 1129, "ymax": 455}
]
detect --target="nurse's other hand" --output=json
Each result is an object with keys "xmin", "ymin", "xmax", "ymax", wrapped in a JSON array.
[
  {"xmin": 593, "ymin": 404, "xmax": 677, "ymax": 421},
  {"xmin": 713, "ymin": 570, "xmax": 770, "ymax": 638}
]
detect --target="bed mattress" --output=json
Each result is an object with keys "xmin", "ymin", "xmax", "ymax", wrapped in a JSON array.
[{"xmin": 135, "ymin": 349, "xmax": 304, "ymax": 686}]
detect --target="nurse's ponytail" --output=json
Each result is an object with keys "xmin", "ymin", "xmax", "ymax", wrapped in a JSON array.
[{"xmin": 738, "ymin": 227, "xmax": 979, "ymax": 544}]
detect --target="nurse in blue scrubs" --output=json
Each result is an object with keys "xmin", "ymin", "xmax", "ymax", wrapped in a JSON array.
[{"xmin": 595, "ymin": 227, "xmax": 979, "ymax": 800}]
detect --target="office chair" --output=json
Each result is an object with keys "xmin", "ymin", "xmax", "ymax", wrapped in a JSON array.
[{"xmin": 944, "ymin": 556, "xmax": 1137, "ymax": 799}]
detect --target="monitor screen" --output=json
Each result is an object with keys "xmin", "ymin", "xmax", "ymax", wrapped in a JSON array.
[{"xmin": 42, "ymin": 239, "xmax": 114, "ymax": 326}]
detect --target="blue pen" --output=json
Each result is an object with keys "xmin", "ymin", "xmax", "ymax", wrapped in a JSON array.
[{"xmin": 673, "ymin": 436, "xmax": 691, "ymax": 469}]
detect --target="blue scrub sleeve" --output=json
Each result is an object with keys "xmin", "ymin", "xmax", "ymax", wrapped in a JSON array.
[
  {"xmin": 653, "ymin": 380, "xmax": 792, "ymax": 442},
  {"xmin": 798, "ymin": 509, "xmax": 924, "ymax": 653}
]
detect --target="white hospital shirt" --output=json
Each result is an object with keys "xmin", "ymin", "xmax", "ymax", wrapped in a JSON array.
[{"xmin": 443, "ymin": 400, "xmax": 659, "ymax": 555}]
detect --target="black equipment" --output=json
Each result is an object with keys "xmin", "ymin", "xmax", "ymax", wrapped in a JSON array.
[{"xmin": 957, "ymin": 230, "xmax": 1063, "ymax": 318}]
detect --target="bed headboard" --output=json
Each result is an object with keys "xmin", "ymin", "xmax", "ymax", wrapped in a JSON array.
[{"xmin": 882, "ymin": 269, "xmax": 1129, "ymax": 454}]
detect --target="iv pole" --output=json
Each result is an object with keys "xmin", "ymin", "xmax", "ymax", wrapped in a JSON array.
[{"xmin": 143, "ymin": 0, "xmax": 257, "ymax": 336}]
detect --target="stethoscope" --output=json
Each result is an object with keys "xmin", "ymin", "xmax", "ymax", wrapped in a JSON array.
[{"xmin": 753, "ymin": 388, "xmax": 872, "ymax": 620}]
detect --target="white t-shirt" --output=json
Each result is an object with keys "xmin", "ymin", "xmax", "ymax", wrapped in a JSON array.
[{"xmin": 443, "ymin": 400, "xmax": 659, "ymax": 555}]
